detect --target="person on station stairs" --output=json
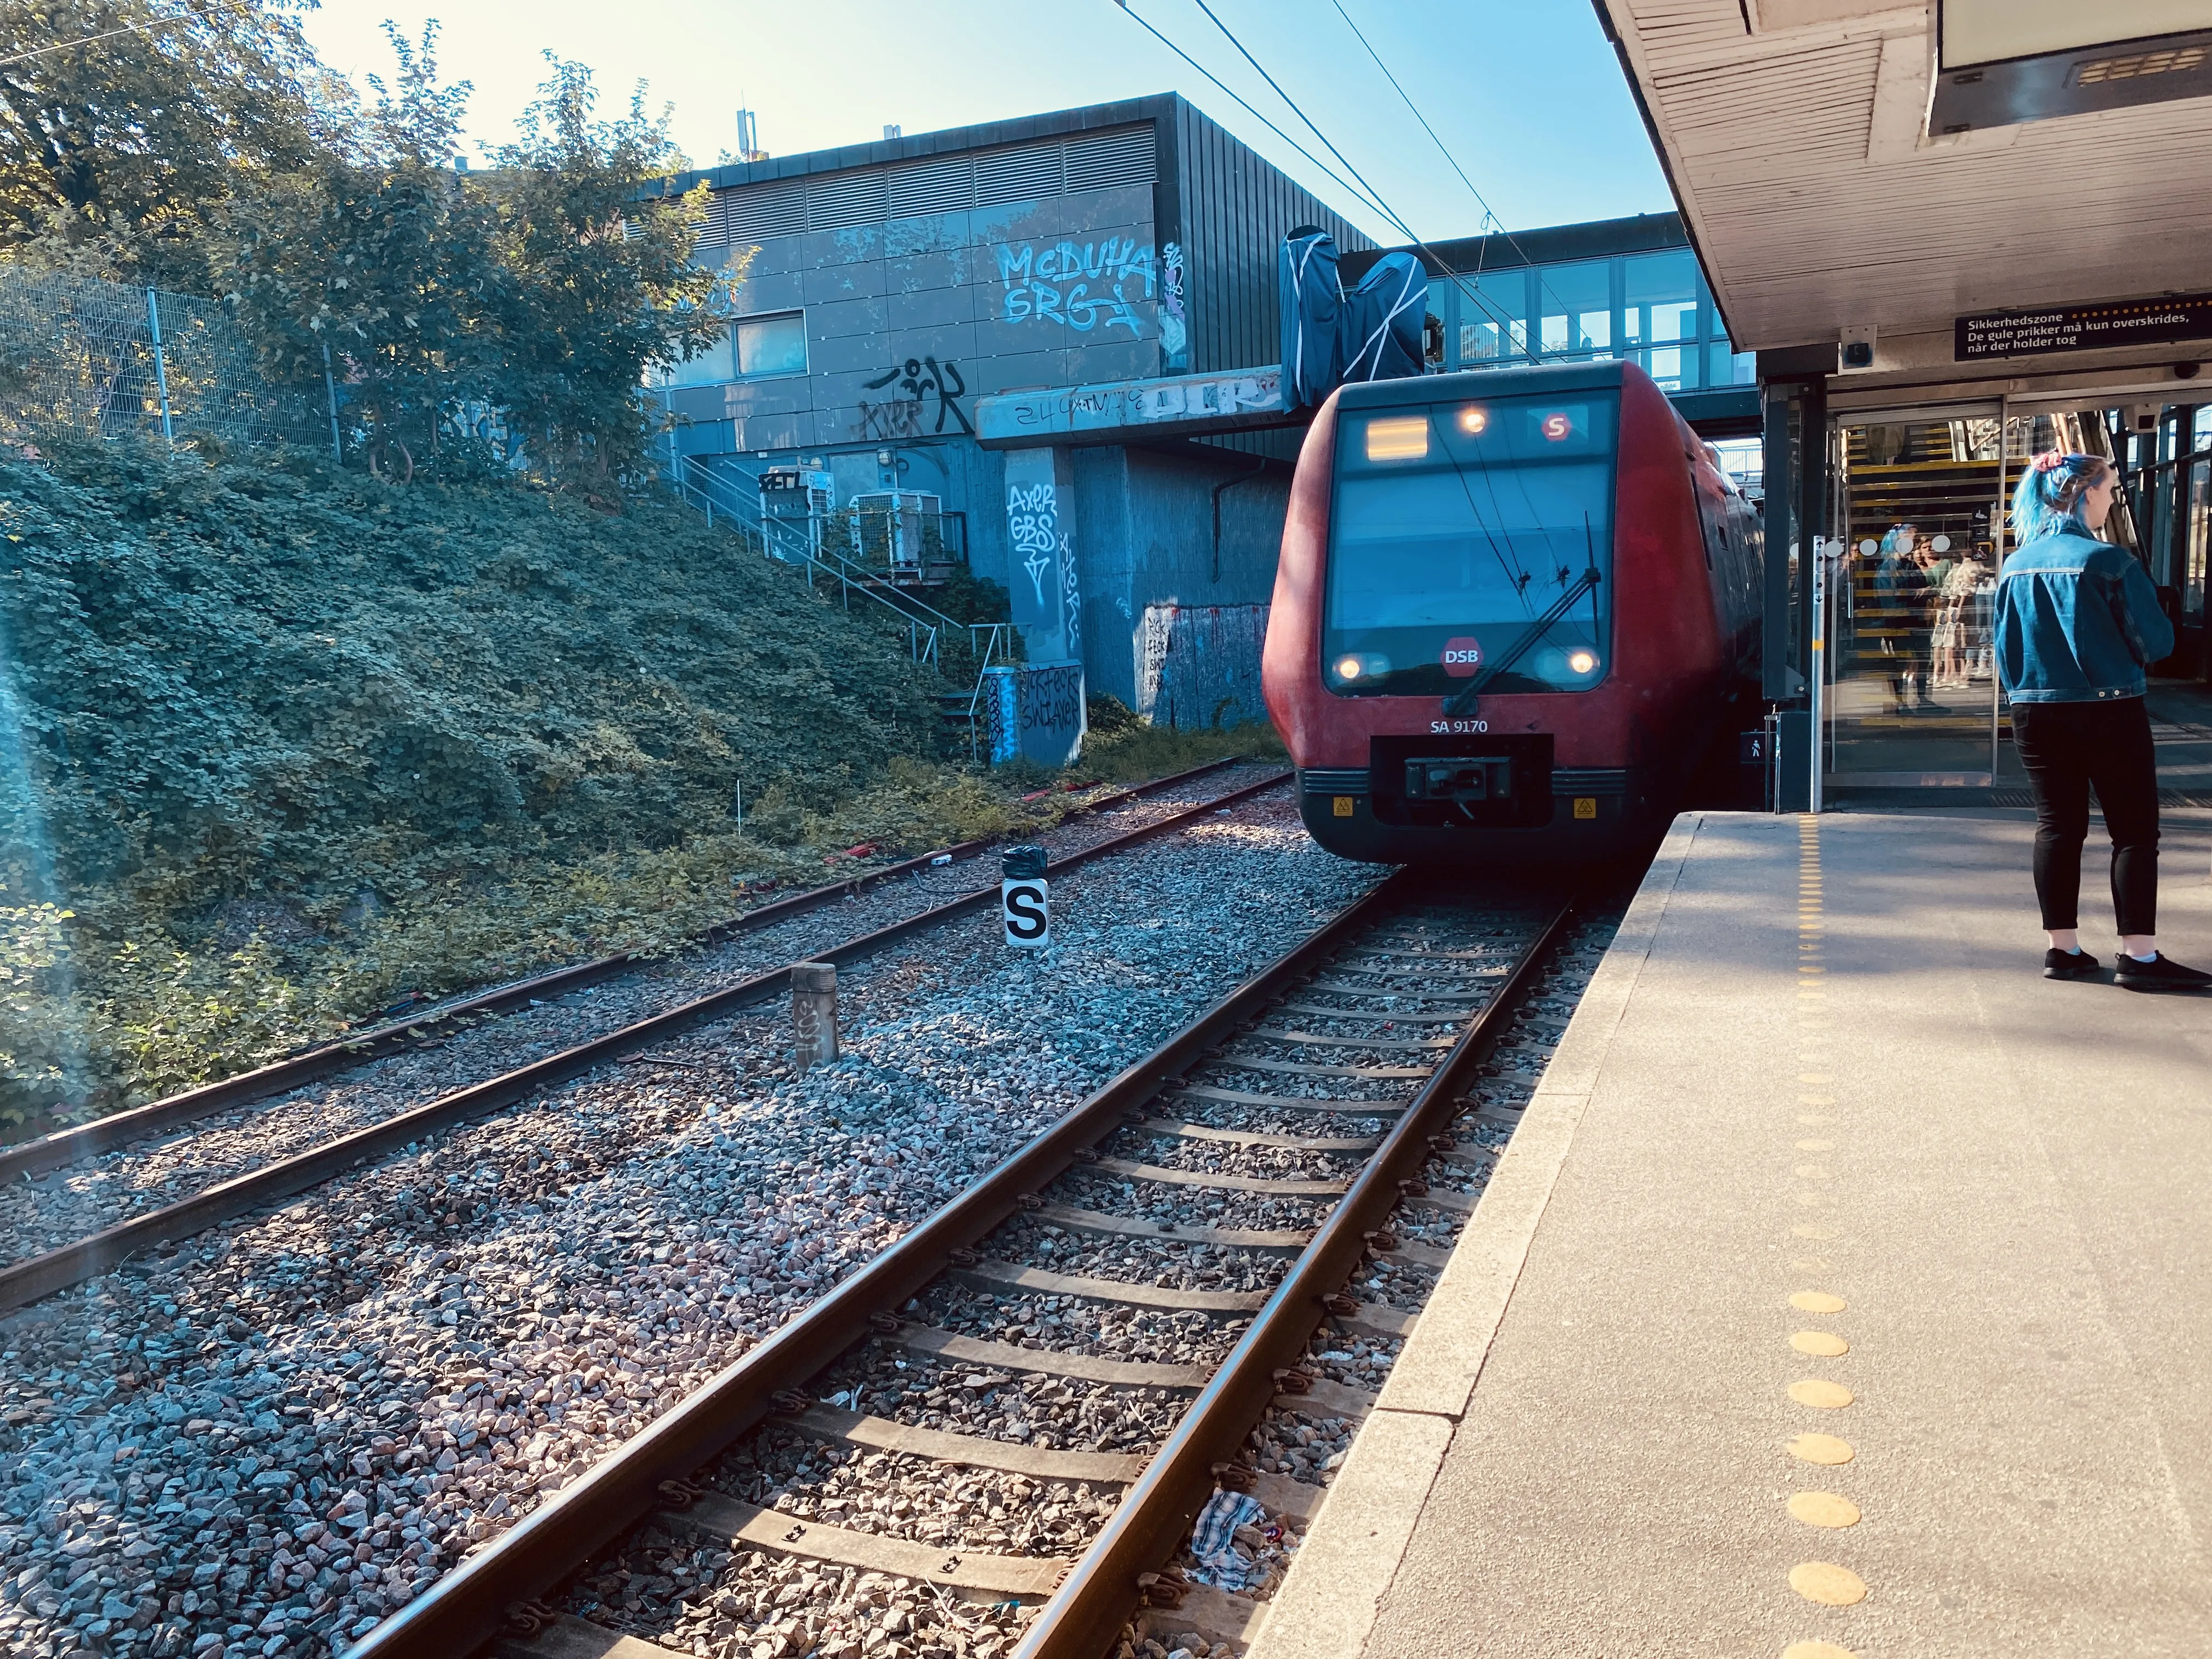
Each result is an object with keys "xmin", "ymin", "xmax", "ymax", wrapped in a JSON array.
[
  {"xmin": 1932, "ymin": 545, "xmax": 1988, "ymax": 689},
  {"xmin": 1875, "ymin": 525, "xmax": 1934, "ymax": 712},
  {"xmin": 1994, "ymin": 451, "xmax": 2210, "ymax": 991}
]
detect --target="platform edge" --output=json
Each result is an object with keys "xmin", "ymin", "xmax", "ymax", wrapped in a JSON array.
[{"xmin": 1245, "ymin": 812, "xmax": 1706, "ymax": 1659}]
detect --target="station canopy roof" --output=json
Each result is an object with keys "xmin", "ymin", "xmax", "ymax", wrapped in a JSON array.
[{"xmin": 1596, "ymin": 1, "xmax": 2212, "ymax": 397}]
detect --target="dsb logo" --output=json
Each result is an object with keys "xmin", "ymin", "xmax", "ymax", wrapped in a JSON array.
[{"xmin": 1441, "ymin": 636, "xmax": 1484, "ymax": 678}]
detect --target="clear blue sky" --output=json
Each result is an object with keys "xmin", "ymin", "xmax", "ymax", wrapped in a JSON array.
[{"xmin": 296, "ymin": 0, "xmax": 1674, "ymax": 243}]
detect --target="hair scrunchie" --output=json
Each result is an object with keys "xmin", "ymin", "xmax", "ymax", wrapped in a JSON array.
[{"xmin": 2032, "ymin": 451, "xmax": 2067, "ymax": 473}]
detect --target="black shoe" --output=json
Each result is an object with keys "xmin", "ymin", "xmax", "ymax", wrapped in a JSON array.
[
  {"xmin": 2114, "ymin": 952, "xmax": 2212, "ymax": 992},
  {"xmin": 2044, "ymin": 947, "xmax": 2102, "ymax": 980}
]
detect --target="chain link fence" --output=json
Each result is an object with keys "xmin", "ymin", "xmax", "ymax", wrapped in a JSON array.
[{"xmin": 0, "ymin": 266, "xmax": 335, "ymax": 454}]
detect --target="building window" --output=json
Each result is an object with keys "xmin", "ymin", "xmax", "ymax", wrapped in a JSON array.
[
  {"xmin": 1450, "ymin": 269, "xmax": 1528, "ymax": 366},
  {"xmin": 662, "ymin": 310, "xmax": 809, "ymax": 388},
  {"xmin": 1536, "ymin": 259, "xmax": 1612, "ymax": 358},
  {"xmin": 1427, "ymin": 242, "xmax": 1741, "ymax": 394},
  {"xmin": 736, "ymin": 311, "xmax": 808, "ymax": 378},
  {"xmin": 1624, "ymin": 250, "xmax": 1699, "ymax": 390},
  {"xmin": 665, "ymin": 330, "xmax": 735, "ymax": 388},
  {"xmin": 1708, "ymin": 338, "xmax": 1756, "ymax": 387}
]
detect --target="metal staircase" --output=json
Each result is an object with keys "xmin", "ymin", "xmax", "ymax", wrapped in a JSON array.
[{"xmin": 668, "ymin": 458, "xmax": 1013, "ymax": 759}]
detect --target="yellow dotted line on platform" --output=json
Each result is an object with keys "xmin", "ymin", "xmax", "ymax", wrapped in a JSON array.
[{"xmin": 1781, "ymin": 815, "xmax": 1866, "ymax": 1659}]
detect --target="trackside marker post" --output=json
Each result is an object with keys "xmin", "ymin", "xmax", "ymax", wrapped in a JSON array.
[
  {"xmin": 1001, "ymin": 844, "xmax": 1049, "ymax": 949},
  {"xmin": 791, "ymin": 962, "xmax": 838, "ymax": 1071}
]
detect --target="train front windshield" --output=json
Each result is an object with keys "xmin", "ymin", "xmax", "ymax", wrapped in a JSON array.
[{"xmin": 1324, "ymin": 390, "xmax": 1617, "ymax": 697}]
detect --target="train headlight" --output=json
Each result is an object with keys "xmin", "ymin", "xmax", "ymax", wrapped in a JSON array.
[
  {"xmin": 1458, "ymin": 405, "xmax": 1488, "ymax": 435},
  {"xmin": 1566, "ymin": 649, "xmax": 1599, "ymax": 676},
  {"xmin": 1331, "ymin": 652, "xmax": 1391, "ymax": 685}
]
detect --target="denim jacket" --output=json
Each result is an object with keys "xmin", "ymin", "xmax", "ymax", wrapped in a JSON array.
[{"xmin": 1994, "ymin": 530, "xmax": 2173, "ymax": 703}]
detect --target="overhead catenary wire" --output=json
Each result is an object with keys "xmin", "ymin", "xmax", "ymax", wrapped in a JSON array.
[
  {"xmin": 1326, "ymin": 0, "xmax": 1501, "ymax": 318},
  {"xmin": 0, "ymin": 0, "xmax": 254, "ymax": 67},
  {"xmin": 1110, "ymin": 0, "xmax": 1398, "ymax": 230},
  {"xmin": 1174, "ymin": 0, "xmax": 1575, "ymax": 562},
  {"xmin": 1169, "ymin": 0, "xmax": 1531, "ymax": 342},
  {"xmin": 1325, "ymin": 0, "xmax": 1614, "ymax": 362}
]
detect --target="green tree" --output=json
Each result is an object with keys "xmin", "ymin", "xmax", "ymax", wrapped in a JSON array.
[
  {"xmin": 488, "ymin": 55, "xmax": 731, "ymax": 489},
  {"xmin": 0, "ymin": 0, "xmax": 336, "ymax": 287},
  {"xmin": 222, "ymin": 23, "xmax": 507, "ymax": 474}
]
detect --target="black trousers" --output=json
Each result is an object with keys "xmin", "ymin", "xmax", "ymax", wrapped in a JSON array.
[{"xmin": 2011, "ymin": 698, "xmax": 2160, "ymax": 935}]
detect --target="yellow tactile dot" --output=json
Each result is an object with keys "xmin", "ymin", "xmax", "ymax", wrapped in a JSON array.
[
  {"xmin": 1794, "ymin": 1164, "xmax": 1832, "ymax": 1179},
  {"xmin": 1787, "ymin": 1433, "xmax": 1855, "ymax": 1466},
  {"xmin": 1782, "ymin": 1644, "xmax": 1857, "ymax": 1659},
  {"xmin": 1791, "ymin": 1224, "xmax": 1837, "ymax": 1240},
  {"xmin": 1798, "ymin": 1073, "xmax": 1832, "ymax": 1083},
  {"xmin": 1790, "ymin": 1290, "xmax": 1848, "ymax": 1313},
  {"xmin": 1788, "ymin": 1378, "xmax": 1855, "ymax": 1409},
  {"xmin": 1797, "ymin": 1139, "xmax": 1836, "ymax": 1152},
  {"xmin": 1791, "ymin": 1257, "xmax": 1831, "ymax": 1270},
  {"xmin": 1791, "ymin": 1330, "xmax": 1849, "ymax": 1356},
  {"xmin": 1789, "ymin": 1561, "xmax": 1868, "ymax": 1606},
  {"xmin": 1788, "ymin": 1491, "xmax": 1863, "ymax": 1528}
]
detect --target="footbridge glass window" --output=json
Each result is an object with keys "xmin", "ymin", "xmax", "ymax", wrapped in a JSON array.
[
  {"xmin": 1624, "ymin": 250, "xmax": 1699, "ymax": 391},
  {"xmin": 1422, "ymin": 239, "xmax": 1737, "ymax": 391},
  {"xmin": 1444, "ymin": 270, "xmax": 1530, "ymax": 368},
  {"xmin": 1538, "ymin": 260, "xmax": 1612, "ymax": 360}
]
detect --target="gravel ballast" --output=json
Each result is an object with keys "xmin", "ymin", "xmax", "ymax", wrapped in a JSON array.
[
  {"xmin": 0, "ymin": 767, "xmax": 1282, "ymax": 1272},
  {"xmin": 0, "ymin": 787, "xmax": 1376, "ymax": 1659}
]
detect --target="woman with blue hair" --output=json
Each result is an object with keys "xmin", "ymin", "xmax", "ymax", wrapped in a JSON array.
[{"xmin": 1994, "ymin": 451, "xmax": 2206, "ymax": 990}]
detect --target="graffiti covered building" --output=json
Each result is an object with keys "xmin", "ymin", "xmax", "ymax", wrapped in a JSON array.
[{"xmin": 651, "ymin": 94, "xmax": 1370, "ymax": 727}]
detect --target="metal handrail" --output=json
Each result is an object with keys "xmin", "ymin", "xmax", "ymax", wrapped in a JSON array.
[{"xmin": 670, "ymin": 458, "xmax": 1012, "ymax": 673}]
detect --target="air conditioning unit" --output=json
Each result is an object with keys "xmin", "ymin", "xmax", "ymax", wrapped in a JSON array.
[
  {"xmin": 849, "ymin": 488, "xmax": 943, "ymax": 572},
  {"xmin": 759, "ymin": 466, "xmax": 833, "ymax": 562}
]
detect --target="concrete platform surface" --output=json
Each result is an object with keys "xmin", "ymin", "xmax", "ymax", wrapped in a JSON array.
[{"xmin": 1251, "ymin": 810, "xmax": 2212, "ymax": 1659}]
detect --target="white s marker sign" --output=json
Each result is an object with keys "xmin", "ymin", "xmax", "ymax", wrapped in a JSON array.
[
  {"xmin": 1002, "ymin": 879, "xmax": 1049, "ymax": 947},
  {"xmin": 1000, "ymin": 844, "xmax": 1050, "ymax": 949}
]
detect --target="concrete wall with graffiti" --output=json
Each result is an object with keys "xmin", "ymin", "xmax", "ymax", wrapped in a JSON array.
[
  {"xmin": 664, "ymin": 129, "xmax": 1174, "ymax": 458},
  {"xmin": 646, "ymin": 95, "xmax": 1359, "ymax": 728},
  {"xmin": 1071, "ymin": 445, "xmax": 1288, "ymax": 720}
]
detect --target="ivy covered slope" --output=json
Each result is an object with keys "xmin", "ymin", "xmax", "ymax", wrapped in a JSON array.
[{"xmin": 0, "ymin": 441, "xmax": 978, "ymax": 1120}]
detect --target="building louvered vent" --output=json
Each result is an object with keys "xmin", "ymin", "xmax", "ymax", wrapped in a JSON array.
[
  {"xmin": 888, "ymin": 155, "xmax": 974, "ymax": 216},
  {"xmin": 1063, "ymin": 126, "xmax": 1156, "ymax": 193},
  {"xmin": 716, "ymin": 181, "xmax": 804, "ymax": 245},
  {"xmin": 808, "ymin": 170, "xmax": 888, "ymax": 231},
  {"xmin": 974, "ymin": 142, "xmax": 1064, "ymax": 206}
]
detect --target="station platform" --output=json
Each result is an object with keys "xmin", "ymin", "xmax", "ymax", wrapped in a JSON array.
[{"xmin": 1251, "ymin": 804, "xmax": 2212, "ymax": 1659}]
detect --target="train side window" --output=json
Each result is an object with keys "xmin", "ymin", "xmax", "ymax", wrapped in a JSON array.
[{"xmin": 1686, "ymin": 440, "xmax": 1730, "ymax": 573}]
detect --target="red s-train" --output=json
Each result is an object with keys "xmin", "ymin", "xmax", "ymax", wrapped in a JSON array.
[{"xmin": 1262, "ymin": 360, "xmax": 1760, "ymax": 864}]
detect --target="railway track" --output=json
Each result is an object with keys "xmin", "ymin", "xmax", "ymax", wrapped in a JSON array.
[
  {"xmin": 0, "ymin": 764, "xmax": 1286, "ymax": 1318},
  {"xmin": 343, "ymin": 874, "xmax": 1604, "ymax": 1659}
]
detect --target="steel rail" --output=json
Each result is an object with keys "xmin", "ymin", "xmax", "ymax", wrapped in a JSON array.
[
  {"xmin": 347, "ymin": 870, "xmax": 1410, "ymax": 1659},
  {"xmin": 0, "ymin": 758, "xmax": 1246, "ymax": 1182},
  {"xmin": 0, "ymin": 771, "xmax": 1290, "ymax": 1317},
  {"xmin": 1012, "ymin": 889, "xmax": 1579, "ymax": 1659}
]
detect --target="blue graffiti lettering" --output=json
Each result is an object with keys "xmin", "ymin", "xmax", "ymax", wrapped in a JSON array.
[{"xmin": 997, "ymin": 237, "xmax": 1156, "ymax": 337}]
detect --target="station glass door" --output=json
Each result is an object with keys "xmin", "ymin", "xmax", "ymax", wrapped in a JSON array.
[{"xmin": 1821, "ymin": 408, "xmax": 2122, "ymax": 786}]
